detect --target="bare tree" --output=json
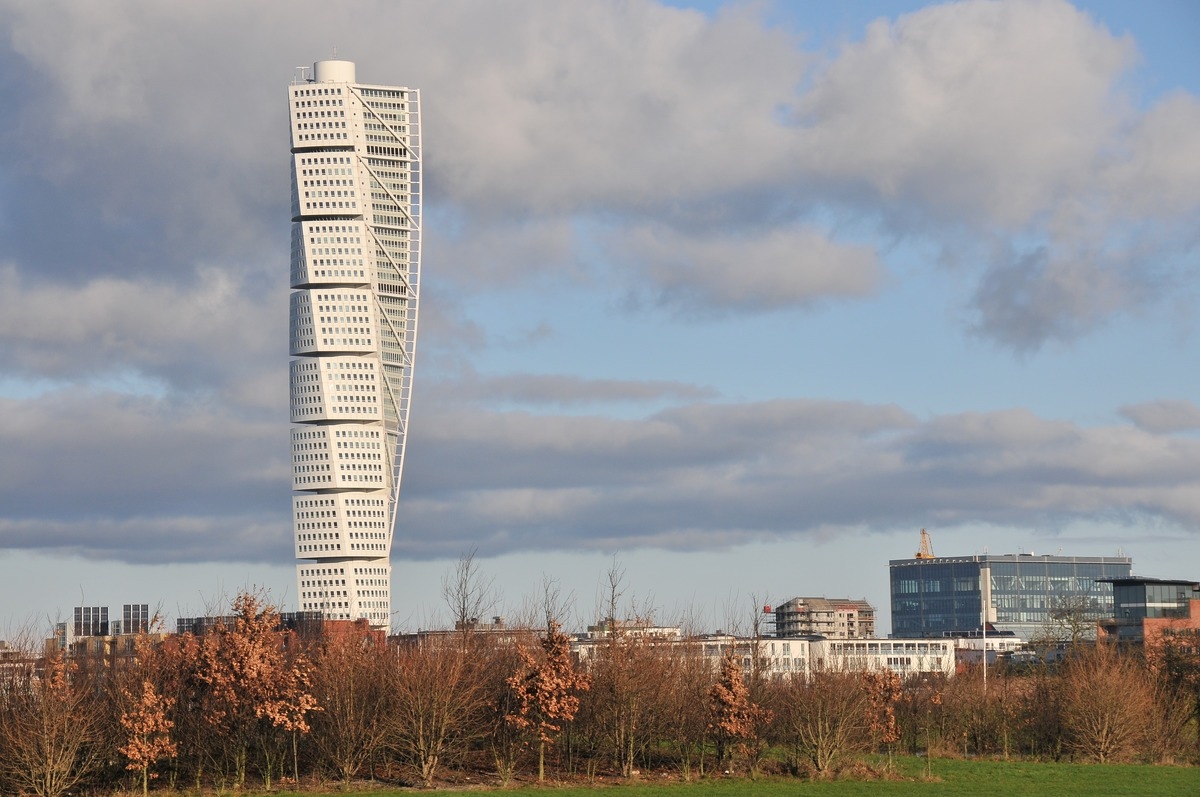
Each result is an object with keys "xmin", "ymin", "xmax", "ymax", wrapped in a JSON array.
[
  {"xmin": 540, "ymin": 574, "xmax": 574, "ymax": 630},
  {"xmin": 0, "ymin": 652, "xmax": 104, "ymax": 797},
  {"xmin": 1034, "ymin": 595, "xmax": 1102, "ymax": 649},
  {"xmin": 1151, "ymin": 626, "xmax": 1200, "ymax": 752},
  {"xmin": 938, "ymin": 664, "xmax": 1021, "ymax": 758},
  {"xmin": 582, "ymin": 628, "xmax": 669, "ymax": 776},
  {"xmin": 1144, "ymin": 669, "xmax": 1194, "ymax": 763},
  {"xmin": 480, "ymin": 636, "xmax": 532, "ymax": 786},
  {"xmin": 773, "ymin": 668, "xmax": 871, "ymax": 779},
  {"xmin": 389, "ymin": 641, "xmax": 488, "ymax": 787},
  {"xmin": 598, "ymin": 558, "xmax": 626, "ymax": 629},
  {"xmin": 662, "ymin": 640, "xmax": 714, "ymax": 779},
  {"xmin": 1060, "ymin": 643, "xmax": 1154, "ymax": 762},
  {"xmin": 441, "ymin": 549, "xmax": 499, "ymax": 633},
  {"xmin": 1014, "ymin": 664, "xmax": 1063, "ymax": 759},
  {"xmin": 308, "ymin": 623, "xmax": 392, "ymax": 784}
]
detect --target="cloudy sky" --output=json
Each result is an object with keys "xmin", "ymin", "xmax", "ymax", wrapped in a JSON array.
[{"xmin": 1, "ymin": 0, "xmax": 1198, "ymax": 634}]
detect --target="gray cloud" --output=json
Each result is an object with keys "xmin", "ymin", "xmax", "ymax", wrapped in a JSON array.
[
  {"xmin": 1120, "ymin": 400, "xmax": 1200, "ymax": 434},
  {"xmin": 0, "ymin": 390, "xmax": 286, "ymax": 519},
  {"xmin": 396, "ymin": 400, "xmax": 1200, "ymax": 558},
  {"xmin": 968, "ymin": 247, "xmax": 1134, "ymax": 351},
  {"xmin": 611, "ymin": 224, "xmax": 882, "ymax": 313},
  {"xmin": 425, "ymin": 370, "xmax": 719, "ymax": 408},
  {"xmin": 1, "ymin": 387, "xmax": 1197, "ymax": 565},
  {"xmin": 425, "ymin": 214, "xmax": 583, "ymax": 287},
  {"xmin": 0, "ymin": 516, "xmax": 288, "ymax": 566},
  {"xmin": 0, "ymin": 264, "xmax": 284, "ymax": 390}
]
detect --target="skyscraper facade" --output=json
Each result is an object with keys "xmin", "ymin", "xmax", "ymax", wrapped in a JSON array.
[{"xmin": 287, "ymin": 59, "xmax": 421, "ymax": 629}]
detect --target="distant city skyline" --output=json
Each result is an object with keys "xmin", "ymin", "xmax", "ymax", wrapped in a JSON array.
[{"xmin": 0, "ymin": 1, "xmax": 1197, "ymax": 634}]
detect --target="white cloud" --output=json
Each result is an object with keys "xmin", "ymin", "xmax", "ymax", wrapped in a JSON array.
[
  {"xmin": 1099, "ymin": 90, "xmax": 1200, "ymax": 220},
  {"xmin": 787, "ymin": 0, "xmax": 1199, "ymax": 347},
  {"xmin": 413, "ymin": 2, "xmax": 807, "ymax": 212},
  {"xmin": 795, "ymin": 0, "xmax": 1135, "ymax": 227}
]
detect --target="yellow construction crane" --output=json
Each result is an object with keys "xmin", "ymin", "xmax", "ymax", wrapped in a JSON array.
[{"xmin": 915, "ymin": 528, "xmax": 935, "ymax": 559}]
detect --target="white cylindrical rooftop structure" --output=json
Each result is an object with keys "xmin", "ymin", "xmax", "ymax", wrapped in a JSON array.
[{"xmin": 313, "ymin": 59, "xmax": 355, "ymax": 83}]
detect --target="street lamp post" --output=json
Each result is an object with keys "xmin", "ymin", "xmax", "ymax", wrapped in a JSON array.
[{"xmin": 982, "ymin": 602, "xmax": 996, "ymax": 691}]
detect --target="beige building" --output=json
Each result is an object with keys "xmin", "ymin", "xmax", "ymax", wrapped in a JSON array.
[{"xmin": 771, "ymin": 597, "xmax": 875, "ymax": 639}]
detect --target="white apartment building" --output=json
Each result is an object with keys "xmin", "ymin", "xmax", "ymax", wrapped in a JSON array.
[
  {"xmin": 288, "ymin": 59, "xmax": 421, "ymax": 629},
  {"xmin": 706, "ymin": 636, "xmax": 956, "ymax": 680},
  {"xmin": 568, "ymin": 632, "xmax": 956, "ymax": 680}
]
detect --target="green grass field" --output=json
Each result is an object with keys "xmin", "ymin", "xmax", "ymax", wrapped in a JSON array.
[{"xmin": 304, "ymin": 757, "xmax": 1198, "ymax": 797}]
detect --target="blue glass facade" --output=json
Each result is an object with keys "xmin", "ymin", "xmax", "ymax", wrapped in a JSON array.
[{"xmin": 890, "ymin": 554, "xmax": 1132, "ymax": 639}]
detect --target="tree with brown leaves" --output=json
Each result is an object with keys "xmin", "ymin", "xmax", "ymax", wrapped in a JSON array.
[
  {"xmin": 862, "ymin": 669, "xmax": 903, "ymax": 760},
  {"xmin": 192, "ymin": 592, "xmax": 319, "ymax": 787},
  {"xmin": 506, "ymin": 620, "xmax": 590, "ymax": 782},
  {"xmin": 118, "ymin": 679, "xmax": 177, "ymax": 795},
  {"xmin": 707, "ymin": 647, "xmax": 771, "ymax": 773},
  {"xmin": 153, "ymin": 630, "xmax": 223, "ymax": 787}
]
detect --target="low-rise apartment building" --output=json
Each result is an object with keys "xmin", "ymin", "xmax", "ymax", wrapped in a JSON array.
[{"xmin": 771, "ymin": 597, "xmax": 875, "ymax": 639}]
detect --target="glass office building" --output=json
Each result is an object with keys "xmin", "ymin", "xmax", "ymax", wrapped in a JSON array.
[
  {"xmin": 1098, "ymin": 577, "xmax": 1200, "ymax": 643},
  {"xmin": 890, "ymin": 554, "xmax": 1132, "ymax": 640},
  {"xmin": 1112, "ymin": 578, "xmax": 1197, "ymax": 621}
]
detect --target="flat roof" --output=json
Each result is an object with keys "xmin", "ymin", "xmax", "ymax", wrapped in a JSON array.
[
  {"xmin": 889, "ymin": 553, "xmax": 1132, "ymax": 567},
  {"xmin": 1099, "ymin": 577, "xmax": 1199, "ymax": 588}
]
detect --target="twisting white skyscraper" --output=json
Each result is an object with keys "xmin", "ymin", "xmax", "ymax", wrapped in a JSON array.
[{"xmin": 287, "ymin": 60, "xmax": 420, "ymax": 629}]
